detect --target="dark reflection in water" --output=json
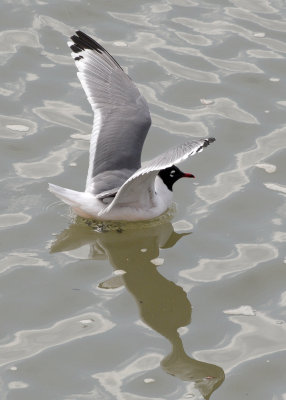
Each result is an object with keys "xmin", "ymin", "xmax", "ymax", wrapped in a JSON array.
[{"xmin": 51, "ymin": 217, "xmax": 224, "ymax": 399}]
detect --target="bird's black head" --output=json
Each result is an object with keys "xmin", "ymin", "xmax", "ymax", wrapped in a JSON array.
[{"xmin": 158, "ymin": 165, "xmax": 195, "ymax": 191}]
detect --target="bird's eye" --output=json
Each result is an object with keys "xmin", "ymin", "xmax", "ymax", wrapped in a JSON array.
[{"xmin": 170, "ymin": 170, "xmax": 176, "ymax": 177}]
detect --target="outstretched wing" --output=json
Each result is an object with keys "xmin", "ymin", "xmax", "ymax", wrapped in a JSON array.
[
  {"xmin": 99, "ymin": 137, "xmax": 215, "ymax": 215},
  {"xmin": 69, "ymin": 31, "xmax": 151, "ymax": 194}
]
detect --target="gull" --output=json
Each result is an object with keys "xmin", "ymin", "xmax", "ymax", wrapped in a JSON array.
[{"xmin": 49, "ymin": 31, "xmax": 215, "ymax": 221}]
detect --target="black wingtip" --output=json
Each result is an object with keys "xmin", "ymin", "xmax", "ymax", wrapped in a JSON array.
[
  {"xmin": 202, "ymin": 137, "xmax": 216, "ymax": 148},
  {"xmin": 70, "ymin": 44, "xmax": 81, "ymax": 53},
  {"xmin": 195, "ymin": 137, "xmax": 215, "ymax": 154},
  {"xmin": 69, "ymin": 30, "xmax": 123, "ymax": 70},
  {"xmin": 206, "ymin": 137, "xmax": 216, "ymax": 144}
]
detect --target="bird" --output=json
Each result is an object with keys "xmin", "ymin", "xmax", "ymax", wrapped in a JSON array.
[{"xmin": 49, "ymin": 31, "xmax": 215, "ymax": 221}]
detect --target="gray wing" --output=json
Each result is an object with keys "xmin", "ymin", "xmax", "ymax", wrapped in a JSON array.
[
  {"xmin": 99, "ymin": 137, "xmax": 215, "ymax": 215},
  {"xmin": 68, "ymin": 31, "xmax": 151, "ymax": 194}
]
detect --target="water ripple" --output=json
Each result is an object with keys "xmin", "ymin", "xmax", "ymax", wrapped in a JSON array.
[
  {"xmin": 92, "ymin": 353, "xmax": 163, "ymax": 400},
  {"xmin": 33, "ymin": 101, "xmax": 91, "ymax": 133},
  {"xmin": 140, "ymin": 84, "xmax": 258, "ymax": 126},
  {"xmin": 196, "ymin": 126, "xmax": 286, "ymax": 206},
  {"xmin": 14, "ymin": 147, "xmax": 69, "ymax": 179},
  {"xmin": 1, "ymin": 0, "xmax": 285, "ymax": 398},
  {"xmin": 228, "ymin": 0, "xmax": 279, "ymax": 14},
  {"xmin": 173, "ymin": 16, "xmax": 286, "ymax": 53},
  {"xmin": 107, "ymin": 31, "xmax": 220, "ymax": 83},
  {"xmin": 194, "ymin": 312, "xmax": 286, "ymax": 373},
  {"xmin": 0, "ymin": 213, "xmax": 31, "ymax": 228},
  {"xmin": 180, "ymin": 242, "xmax": 278, "ymax": 283},
  {"xmin": 226, "ymin": 7, "xmax": 286, "ymax": 32},
  {"xmin": 0, "ymin": 116, "xmax": 37, "ymax": 139},
  {"xmin": 0, "ymin": 30, "xmax": 40, "ymax": 65},
  {"xmin": 0, "ymin": 253, "xmax": 49, "ymax": 275},
  {"xmin": 33, "ymin": 14, "xmax": 73, "ymax": 36},
  {"xmin": 0, "ymin": 312, "xmax": 114, "ymax": 368}
]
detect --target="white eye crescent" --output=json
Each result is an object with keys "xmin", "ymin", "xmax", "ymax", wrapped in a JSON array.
[{"xmin": 170, "ymin": 170, "xmax": 176, "ymax": 177}]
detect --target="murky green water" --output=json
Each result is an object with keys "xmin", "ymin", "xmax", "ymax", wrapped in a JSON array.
[{"xmin": 1, "ymin": 0, "xmax": 286, "ymax": 399}]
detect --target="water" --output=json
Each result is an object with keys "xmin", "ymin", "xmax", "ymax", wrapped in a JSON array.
[{"xmin": 1, "ymin": 0, "xmax": 286, "ymax": 399}]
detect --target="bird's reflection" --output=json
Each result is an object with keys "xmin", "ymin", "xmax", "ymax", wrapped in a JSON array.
[{"xmin": 51, "ymin": 216, "xmax": 224, "ymax": 399}]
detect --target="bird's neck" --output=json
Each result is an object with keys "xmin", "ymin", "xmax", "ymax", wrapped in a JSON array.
[{"xmin": 158, "ymin": 172, "xmax": 174, "ymax": 191}]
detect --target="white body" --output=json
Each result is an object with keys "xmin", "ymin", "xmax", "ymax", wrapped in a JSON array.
[{"xmin": 50, "ymin": 176, "xmax": 173, "ymax": 221}]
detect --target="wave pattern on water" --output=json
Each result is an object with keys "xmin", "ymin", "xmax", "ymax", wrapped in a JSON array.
[{"xmin": 1, "ymin": 0, "xmax": 286, "ymax": 399}]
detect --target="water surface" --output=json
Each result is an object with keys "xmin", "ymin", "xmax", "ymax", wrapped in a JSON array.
[{"xmin": 1, "ymin": 0, "xmax": 286, "ymax": 399}]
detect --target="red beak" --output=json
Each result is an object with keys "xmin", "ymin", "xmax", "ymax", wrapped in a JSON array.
[{"xmin": 183, "ymin": 173, "xmax": 195, "ymax": 178}]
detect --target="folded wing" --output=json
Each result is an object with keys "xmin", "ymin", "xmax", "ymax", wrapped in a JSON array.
[
  {"xmin": 69, "ymin": 31, "xmax": 151, "ymax": 195},
  {"xmin": 99, "ymin": 137, "xmax": 215, "ymax": 215}
]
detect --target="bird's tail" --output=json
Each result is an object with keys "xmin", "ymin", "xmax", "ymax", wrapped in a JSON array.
[{"xmin": 48, "ymin": 183, "xmax": 83, "ymax": 207}]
